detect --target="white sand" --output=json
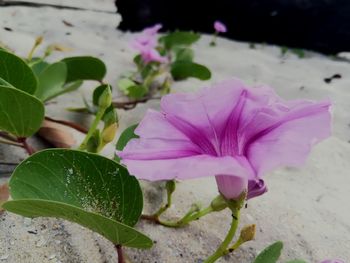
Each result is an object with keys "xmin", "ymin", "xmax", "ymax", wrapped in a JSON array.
[{"xmin": 0, "ymin": 1, "xmax": 349, "ymax": 262}]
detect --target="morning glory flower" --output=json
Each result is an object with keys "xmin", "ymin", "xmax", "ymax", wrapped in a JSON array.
[
  {"xmin": 130, "ymin": 24, "xmax": 167, "ymax": 64},
  {"xmin": 118, "ymin": 79, "xmax": 331, "ymax": 200},
  {"xmin": 214, "ymin": 21, "xmax": 227, "ymax": 33}
]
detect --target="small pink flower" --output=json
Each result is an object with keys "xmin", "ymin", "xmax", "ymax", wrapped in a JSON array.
[
  {"xmin": 130, "ymin": 23, "xmax": 166, "ymax": 64},
  {"xmin": 141, "ymin": 48, "xmax": 168, "ymax": 64},
  {"xmin": 143, "ymin": 24, "xmax": 162, "ymax": 36},
  {"xmin": 118, "ymin": 79, "xmax": 331, "ymax": 200},
  {"xmin": 214, "ymin": 21, "xmax": 227, "ymax": 33}
]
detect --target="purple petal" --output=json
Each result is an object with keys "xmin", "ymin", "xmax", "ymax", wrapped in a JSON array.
[
  {"xmin": 121, "ymin": 155, "xmax": 253, "ymax": 181},
  {"xmin": 247, "ymin": 179, "xmax": 267, "ymax": 199},
  {"xmin": 141, "ymin": 49, "xmax": 168, "ymax": 64},
  {"xmin": 247, "ymin": 99, "xmax": 331, "ymax": 177},
  {"xmin": 216, "ymin": 175, "xmax": 247, "ymax": 199},
  {"xmin": 214, "ymin": 21, "xmax": 227, "ymax": 33},
  {"xmin": 142, "ymin": 24, "xmax": 162, "ymax": 35},
  {"xmin": 161, "ymin": 79, "xmax": 245, "ymax": 150}
]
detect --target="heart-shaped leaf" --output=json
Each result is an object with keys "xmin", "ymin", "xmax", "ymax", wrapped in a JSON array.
[
  {"xmin": 118, "ymin": 78, "xmax": 148, "ymax": 99},
  {"xmin": 175, "ymin": 48, "xmax": 194, "ymax": 62},
  {"xmin": 35, "ymin": 62, "xmax": 67, "ymax": 101},
  {"xmin": 0, "ymin": 50, "xmax": 37, "ymax": 94},
  {"xmin": 253, "ymin": 241, "xmax": 283, "ymax": 263},
  {"xmin": 115, "ymin": 124, "xmax": 138, "ymax": 162},
  {"xmin": 62, "ymin": 56, "xmax": 106, "ymax": 82},
  {"xmin": 171, "ymin": 61, "xmax": 211, "ymax": 80},
  {"xmin": 116, "ymin": 124, "xmax": 138, "ymax": 152},
  {"xmin": 0, "ymin": 78, "xmax": 44, "ymax": 137},
  {"xmin": 3, "ymin": 149, "xmax": 152, "ymax": 248},
  {"xmin": 160, "ymin": 31, "xmax": 201, "ymax": 49},
  {"xmin": 30, "ymin": 59, "xmax": 50, "ymax": 76}
]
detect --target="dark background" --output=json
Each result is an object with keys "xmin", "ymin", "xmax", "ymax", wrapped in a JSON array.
[{"xmin": 116, "ymin": 0, "xmax": 350, "ymax": 54}]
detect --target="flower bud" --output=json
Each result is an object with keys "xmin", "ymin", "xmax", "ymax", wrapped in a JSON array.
[
  {"xmin": 101, "ymin": 123, "xmax": 118, "ymax": 144},
  {"xmin": 98, "ymin": 86, "xmax": 112, "ymax": 109},
  {"xmin": 239, "ymin": 224, "xmax": 256, "ymax": 243},
  {"xmin": 35, "ymin": 36, "xmax": 43, "ymax": 46},
  {"xmin": 210, "ymin": 195, "xmax": 227, "ymax": 212}
]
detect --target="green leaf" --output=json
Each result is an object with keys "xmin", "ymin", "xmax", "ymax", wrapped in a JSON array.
[
  {"xmin": 0, "ymin": 50, "xmax": 37, "ymax": 94},
  {"xmin": 116, "ymin": 124, "xmax": 138, "ymax": 151},
  {"xmin": 3, "ymin": 199, "xmax": 151, "ymax": 248},
  {"xmin": 30, "ymin": 59, "xmax": 50, "ymax": 76},
  {"xmin": 285, "ymin": 260, "xmax": 308, "ymax": 263},
  {"xmin": 93, "ymin": 84, "xmax": 112, "ymax": 106},
  {"xmin": 62, "ymin": 56, "xmax": 106, "ymax": 82},
  {"xmin": 160, "ymin": 31, "xmax": 201, "ymax": 49},
  {"xmin": 115, "ymin": 124, "xmax": 138, "ymax": 162},
  {"xmin": 171, "ymin": 61, "xmax": 211, "ymax": 80},
  {"xmin": 127, "ymin": 85, "xmax": 148, "ymax": 99},
  {"xmin": 0, "ymin": 79, "xmax": 44, "ymax": 137},
  {"xmin": 175, "ymin": 48, "xmax": 194, "ymax": 62},
  {"xmin": 35, "ymin": 62, "xmax": 67, "ymax": 101},
  {"xmin": 118, "ymin": 78, "xmax": 148, "ymax": 99},
  {"xmin": 3, "ymin": 149, "xmax": 152, "ymax": 248},
  {"xmin": 253, "ymin": 241, "xmax": 284, "ymax": 263}
]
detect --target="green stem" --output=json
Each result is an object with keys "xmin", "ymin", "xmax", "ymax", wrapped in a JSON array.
[
  {"xmin": 78, "ymin": 107, "xmax": 106, "ymax": 150},
  {"xmin": 203, "ymin": 209, "xmax": 240, "ymax": 263},
  {"xmin": 210, "ymin": 32, "xmax": 218, "ymax": 46},
  {"xmin": 153, "ymin": 181, "xmax": 174, "ymax": 218},
  {"xmin": 158, "ymin": 204, "xmax": 214, "ymax": 228}
]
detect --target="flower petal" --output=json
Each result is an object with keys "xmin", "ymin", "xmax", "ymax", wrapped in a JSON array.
[
  {"xmin": 161, "ymin": 79, "xmax": 245, "ymax": 149},
  {"xmin": 121, "ymin": 154, "xmax": 253, "ymax": 181},
  {"xmin": 247, "ymin": 100, "xmax": 331, "ymax": 177},
  {"xmin": 215, "ymin": 175, "xmax": 247, "ymax": 199}
]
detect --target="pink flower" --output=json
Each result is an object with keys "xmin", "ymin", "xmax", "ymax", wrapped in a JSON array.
[
  {"xmin": 141, "ymin": 48, "xmax": 168, "ymax": 64},
  {"xmin": 320, "ymin": 260, "xmax": 345, "ymax": 263},
  {"xmin": 118, "ymin": 79, "xmax": 331, "ymax": 200},
  {"xmin": 130, "ymin": 23, "xmax": 167, "ymax": 64},
  {"xmin": 214, "ymin": 21, "xmax": 227, "ymax": 33}
]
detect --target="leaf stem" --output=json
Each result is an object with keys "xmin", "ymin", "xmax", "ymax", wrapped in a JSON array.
[
  {"xmin": 44, "ymin": 116, "xmax": 88, "ymax": 133},
  {"xmin": 203, "ymin": 208, "xmax": 241, "ymax": 263},
  {"xmin": 115, "ymin": 244, "xmax": 125, "ymax": 263},
  {"xmin": 78, "ymin": 106, "xmax": 106, "ymax": 150},
  {"xmin": 17, "ymin": 138, "xmax": 35, "ymax": 155}
]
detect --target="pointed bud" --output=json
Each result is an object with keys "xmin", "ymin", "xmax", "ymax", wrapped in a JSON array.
[
  {"xmin": 35, "ymin": 36, "xmax": 43, "ymax": 46},
  {"xmin": 240, "ymin": 224, "xmax": 256, "ymax": 243},
  {"xmin": 101, "ymin": 123, "xmax": 118, "ymax": 144},
  {"xmin": 98, "ymin": 86, "xmax": 112, "ymax": 109}
]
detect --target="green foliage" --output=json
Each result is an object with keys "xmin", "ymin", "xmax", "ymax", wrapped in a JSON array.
[
  {"xmin": 175, "ymin": 47, "xmax": 194, "ymax": 62},
  {"xmin": 0, "ymin": 50, "xmax": 38, "ymax": 94},
  {"xmin": 118, "ymin": 78, "xmax": 148, "ymax": 99},
  {"xmin": 115, "ymin": 124, "xmax": 138, "ymax": 161},
  {"xmin": 62, "ymin": 56, "xmax": 107, "ymax": 82},
  {"xmin": 34, "ymin": 62, "xmax": 67, "ymax": 101},
  {"xmin": 0, "ymin": 78, "xmax": 44, "ymax": 137},
  {"xmin": 160, "ymin": 31, "xmax": 201, "ymax": 49},
  {"xmin": 171, "ymin": 61, "xmax": 211, "ymax": 80},
  {"xmin": 3, "ymin": 149, "xmax": 152, "ymax": 248},
  {"xmin": 253, "ymin": 241, "xmax": 283, "ymax": 263}
]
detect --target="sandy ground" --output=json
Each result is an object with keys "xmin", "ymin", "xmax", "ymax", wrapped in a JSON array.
[{"xmin": 1, "ymin": 1, "xmax": 350, "ymax": 262}]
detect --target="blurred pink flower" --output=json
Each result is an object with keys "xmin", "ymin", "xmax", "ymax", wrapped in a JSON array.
[
  {"xmin": 130, "ymin": 24, "xmax": 167, "ymax": 64},
  {"xmin": 214, "ymin": 21, "xmax": 227, "ymax": 33},
  {"xmin": 118, "ymin": 79, "xmax": 331, "ymax": 200},
  {"xmin": 141, "ymin": 48, "xmax": 168, "ymax": 64}
]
